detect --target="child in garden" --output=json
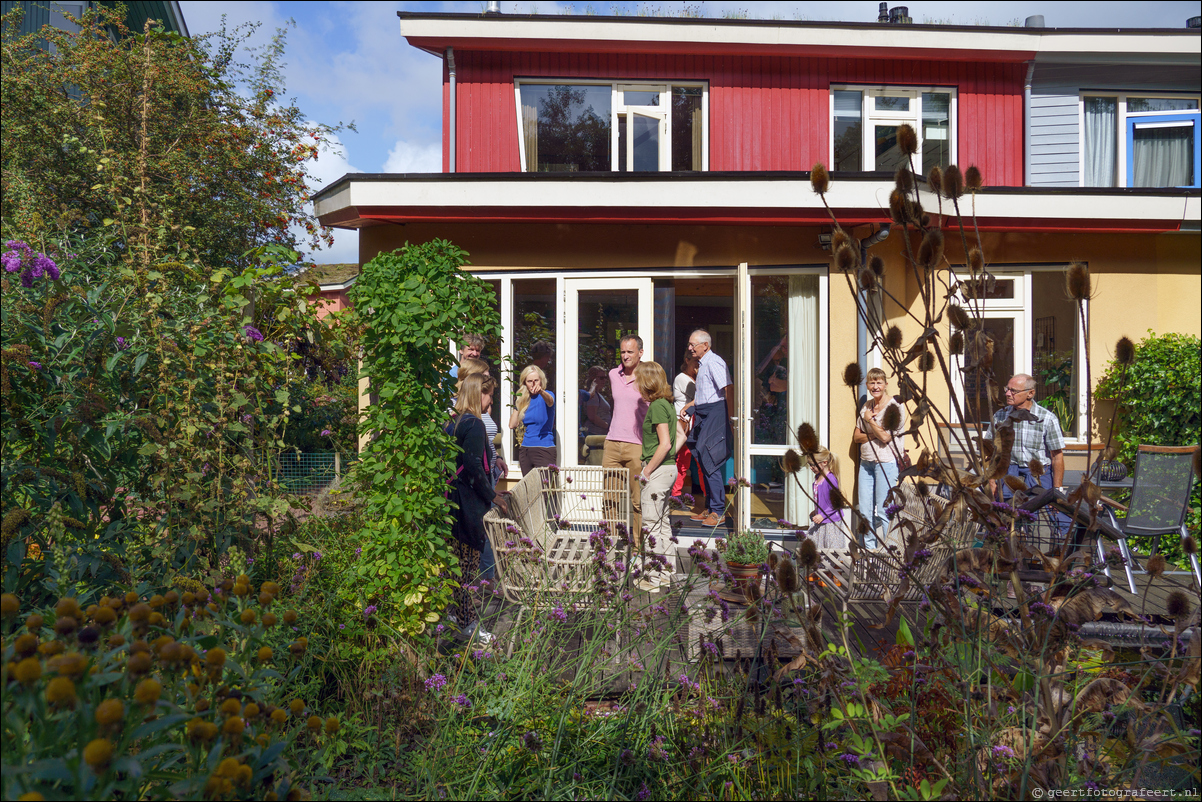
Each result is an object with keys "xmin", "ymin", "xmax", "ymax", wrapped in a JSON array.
[{"xmin": 807, "ymin": 447, "xmax": 848, "ymax": 551}]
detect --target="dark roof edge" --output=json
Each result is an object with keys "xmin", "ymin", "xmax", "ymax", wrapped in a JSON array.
[
  {"xmin": 396, "ymin": 11, "xmax": 1202, "ymax": 37},
  {"xmin": 313, "ymin": 170, "xmax": 1202, "ymax": 202}
]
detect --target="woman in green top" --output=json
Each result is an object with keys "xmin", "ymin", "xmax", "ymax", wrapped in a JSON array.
[{"xmin": 634, "ymin": 361, "xmax": 678, "ymax": 591}]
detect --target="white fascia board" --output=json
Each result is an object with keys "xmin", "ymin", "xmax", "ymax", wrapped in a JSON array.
[
  {"xmin": 399, "ymin": 16, "xmax": 1199, "ymax": 59},
  {"xmin": 315, "ymin": 177, "xmax": 1200, "ymax": 224}
]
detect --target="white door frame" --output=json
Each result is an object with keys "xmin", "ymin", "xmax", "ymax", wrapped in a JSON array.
[{"xmin": 562, "ymin": 277, "xmax": 655, "ymax": 467}]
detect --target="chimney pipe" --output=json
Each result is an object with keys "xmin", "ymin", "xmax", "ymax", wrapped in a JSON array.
[
  {"xmin": 1187, "ymin": 16, "xmax": 1201, "ymax": 28},
  {"xmin": 485, "ymin": 1, "xmax": 501, "ymax": 14},
  {"xmin": 878, "ymin": 2, "xmax": 889, "ymax": 23},
  {"xmin": 889, "ymin": 6, "xmax": 911, "ymax": 24},
  {"xmin": 1025, "ymin": 15, "xmax": 1045, "ymax": 28}
]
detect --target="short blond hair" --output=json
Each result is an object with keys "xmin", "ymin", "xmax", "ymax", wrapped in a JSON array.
[
  {"xmin": 634, "ymin": 361, "xmax": 673, "ymax": 403},
  {"xmin": 866, "ymin": 367, "xmax": 887, "ymax": 384}
]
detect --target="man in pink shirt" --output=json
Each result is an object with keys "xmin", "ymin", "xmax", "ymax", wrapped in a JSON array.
[{"xmin": 603, "ymin": 335, "xmax": 649, "ymax": 538}]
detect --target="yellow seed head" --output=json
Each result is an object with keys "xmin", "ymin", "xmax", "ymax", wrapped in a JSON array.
[
  {"xmin": 14, "ymin": 657, "xmax": 42, "ymax": 684},
  {"xmin": 307, "ymin": 715, "xmax": 322, "ymax": 732},
  {"xmin": 240, "ymin": 609, "xmax": 256, "ymax": 625},
  {"xmin": 83, "ymin": 738, "xmax": 114, "ymax": 771},
  {"xmin": 135, "ymin": 678, "xmax": 162, "ymax": 706},
  {"xmin": 95, "ymin": 698, "xmax": 125, "ymax": 726},
  {"xmin": 0, "ymin": 593, "xmax": 18, "ymax": 617},
  {"xmin": 257, "ymin": 646, "xmax": 273, "ymax": 662},
  {"xmin": 45, "ymin": 676, "xmax": 77, "ymax": 708},
  {"xmin": 221, "ymin": 698, "xmax": 242, "ymax": 717},
  {"xmin": 325, "ymin": 717, "xmax": 340, "ymax": 734}
]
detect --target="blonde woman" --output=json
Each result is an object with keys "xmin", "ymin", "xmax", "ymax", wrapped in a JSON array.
[
  {"xmin": 634, "ymin": 361, "xmax": 678, "ymax": 590},
  {"xmin": 852, "ymin": 367, "xmax": 906, "ymax": 548},
  {"xmin": 445, "ymin": 373, "xmax": 499, "ymax": 643},
  {"xmin": 509, "ymin": 364, "xmax": 556, "ymax": 476},
  {"xmin": 457, "ymin": 357, "xmax": 506, "ymax": 485},
  {"xmin": 806, "ymin": 447, "xmax": 848, "ymax": 551}
]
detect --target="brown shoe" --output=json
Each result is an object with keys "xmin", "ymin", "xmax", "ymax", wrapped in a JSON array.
[
  {"xmin": 688, "ymin": 510, "xmax": 708, "ymax": 521},
  {"xmin": 701, "ymin": 512, "xmax": 724, "ymax": 527}
]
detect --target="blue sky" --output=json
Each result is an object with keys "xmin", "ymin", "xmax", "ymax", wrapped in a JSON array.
[{"xmin": 176, "ymin": 1, "xmax": 1201, "ymax": 264}]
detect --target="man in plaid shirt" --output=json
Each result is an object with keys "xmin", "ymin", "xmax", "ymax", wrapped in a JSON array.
[{"xmin": 985, "ymin": 373, "xmax": 1067, "ymax": 531}]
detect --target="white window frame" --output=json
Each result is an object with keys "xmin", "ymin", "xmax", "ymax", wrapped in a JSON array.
[
  {"xmin": 515, "ymin": 79, "xmax": 709, "ymax": 173},
  {"xmin": 829, "ymin": 85, "xmax": 958, "ymax": 171},
  {"xmin": 949, "ymin": 267, "xmax": 1089, "ymax": 442},
  {"xmin": 1078, "ymin": 92, "xmax": 1202, "ymax": 188}
]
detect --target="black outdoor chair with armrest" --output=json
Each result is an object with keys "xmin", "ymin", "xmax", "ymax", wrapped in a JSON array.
[{"xmin": 1028, "ymin": 445, "xmax": 1200, "ymax": 594}]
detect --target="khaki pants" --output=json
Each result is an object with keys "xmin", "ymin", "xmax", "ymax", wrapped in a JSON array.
[
  {"xmin": 602, "ymin": 440, "xmax": 643, "ymax": 539},
  {"xmin": 641, "ymin": 462, "xmax": 678, "ymax": 572}
]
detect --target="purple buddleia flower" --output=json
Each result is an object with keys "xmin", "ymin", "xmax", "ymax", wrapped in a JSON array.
[
  {"xmin": 28, "ymin": 361, "xmax": 42, "ymax": 370},
  {"xmin": 243, "ymin": 325, "xmax": 264, "ymax": 343},
  {"xmin": 31, "ymin": 254, "xmax": 56, "ymax": 280},
  {"xmin": 1, "ymin": 250, "xmax": 21, "ymax": 272}
]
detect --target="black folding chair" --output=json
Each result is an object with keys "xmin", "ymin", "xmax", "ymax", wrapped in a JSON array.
[{"xmin": 1096, "ymin": 445, "xmax": 1200, "ymax": 593}]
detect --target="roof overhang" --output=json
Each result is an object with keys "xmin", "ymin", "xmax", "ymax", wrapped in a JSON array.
[
  {"xmin": 314, "ymin": 173, "xmax": 1200, "ymax": 234},
  {"xmin": 399, "ymin": 13, "xmax": 1199, "ymax": 64}
]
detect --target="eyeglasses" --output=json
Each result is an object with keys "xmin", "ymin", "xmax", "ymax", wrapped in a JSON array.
[{"xmin": 1004, "ymin": 387, "xmax": 1030, "ymax": 395}]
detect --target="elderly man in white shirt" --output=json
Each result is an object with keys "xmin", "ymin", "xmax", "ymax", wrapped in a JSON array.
[{"xmin": 684, "ymin": 329, "xmax": 734, "ymax": 528}]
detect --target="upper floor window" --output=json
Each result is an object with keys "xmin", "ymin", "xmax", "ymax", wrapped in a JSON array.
[
  {"xmin": 832, "ymin": 87, "xmax": 955, "ymax": 173},
  {"xmin": 517, "ymin": 81, "xmax": 707, "ymax": 173},
  {"xmin": 1082, "ymin": 94, "xmax": 1201, "ymax": 188}
]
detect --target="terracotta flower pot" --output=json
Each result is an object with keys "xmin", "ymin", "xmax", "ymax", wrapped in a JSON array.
[{"xmin": 724, "ymin": 560, "xmax": 763, "ymax": 602}]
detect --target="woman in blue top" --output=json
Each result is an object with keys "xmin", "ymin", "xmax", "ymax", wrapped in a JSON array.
[{"xmin": 509, "ymin": 364, "xmax": 557, "ymax": 476}]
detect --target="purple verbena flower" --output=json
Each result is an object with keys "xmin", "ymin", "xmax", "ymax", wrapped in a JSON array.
[
  {"xmin": 424, "ymin": 673, "xmax": 447, "ymax": 692},
  {"xmin": 27, "ymin": 361, "xmax": 41, "ymax": 370},
  {"xmin": 321, "ymin": 429, "xmax": 332, "ymax": 437},
  {"xmin": 362, "ymin": 605, "xmax": 378, "ymax": 620}
]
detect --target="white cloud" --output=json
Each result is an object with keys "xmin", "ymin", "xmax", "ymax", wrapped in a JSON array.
[
  {"xmin": 382, "ymin": 139, "xmax": 442, "ymax": 173},
  {"xmin": 297, "ymin": 132, "xmax": 361, "ymax": 265}
]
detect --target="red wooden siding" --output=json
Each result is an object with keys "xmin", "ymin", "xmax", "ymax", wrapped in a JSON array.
[{"xmin": 445, "ymin": 51, "xmax": 1024, "ymax": 186}]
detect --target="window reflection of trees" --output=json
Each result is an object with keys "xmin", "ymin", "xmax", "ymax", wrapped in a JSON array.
[{"xmin": 528, "ymin": 85, "xmax": 611, "ymax": 172}]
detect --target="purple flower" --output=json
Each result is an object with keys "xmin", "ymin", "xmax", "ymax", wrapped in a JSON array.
[
  {"xmin": 885, "ymin": 502, "xmax": 904, "ymax": 518},
  {"xmin": 839, "ymin": 753, "xmax": 861, "ymax": 766},
  {"xmin": 321, "ymin": 429, "xmax": 332, "ymax": 437},
  {"xmin": 243, "ymin": 325, "xmax": 264, "ymax": 343},
  {"xmin": 241, "ymin": 413, "xmax": 252, "ymax": 424},
  {"xmin": 27, "ymin": 361, "xmax": 41, "ymax": 370},
  {"xmin": 451, "ymin": 693, "xmax": 471, "ymax": 709},
  {"xmin": 550, "ymin": 605, "xmax": 567, "ymax": 622},
  {"xmin": 424, "ymin": 673, "xmax": 447, "ymax": 692},
  {"xmin": 30, "ymin": 254, "xmax": 56, "ymax": 279},
  {"xmin": 1, "ymin": 250, "xmax": 21, "ymax": 272},
  {"xmin": 363, "ymin": 605, "xmax": 378, "ymax": 620},
  {"xmin": 115, "ymin": 336, "xmax": 128, "ymax": 350},
  {"xmin": 523, "ymin": 731, "xmax": 543, "ymax": 752}
]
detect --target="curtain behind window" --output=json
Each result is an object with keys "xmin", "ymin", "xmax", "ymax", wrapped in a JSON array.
[
  {"xmin": 521, "ymin": 104, "xmax": 539, "ymax": 172},
  {"xmin": 1132, "ymin": 123, "xmax": 1193, "ymax": 187},
  {"xmin": 1083, "ymin": 97, "xmax": 1117, "ymax": 187},
  {"xmin": 784, "ymin": 275, "xmax": 819, "ymax": 527}
]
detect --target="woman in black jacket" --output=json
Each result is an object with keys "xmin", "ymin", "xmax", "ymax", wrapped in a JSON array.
[{"xmin": 446, "ymin": 373, "xmax": 500, "ymax": 642}]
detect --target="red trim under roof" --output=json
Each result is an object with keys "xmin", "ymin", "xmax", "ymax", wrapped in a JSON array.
[{"xmin": 349, "ymin": 206, "xmax": 1182, "ymax": 233}]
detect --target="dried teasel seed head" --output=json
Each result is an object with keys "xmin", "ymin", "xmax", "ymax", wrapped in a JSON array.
[
  {"xmin": 858, "ymin": 266, "xmax": 877, "ymax": 291},
  {"xmin": 965, "ymin": 165, "xmax": 983, "ymax": 190},
  {"xmin": 829, "ymin": 486, "xmax": 847, "ymax": 511},
  {"xmin": 895, "ymin": 167, "xmax": 914, "ymax": 192},
  {"xmin": 799, "ymin": 538, "xmax": 819, "ymax": 570},
  {"xmin": 832, "ymin": 229, "xmax": 851, "ymax": 252},
  {"xmin": 1066, "ymin": 262, "xmax": 1091, "ymax": 302},
  {"xmin": 885, "ymin": 325, "xmax": 904, "ymax": 351},
  {"xmin": 782, "ymin": 450, "xmax": 803, "ymax": 474},
  {"xmin": 942, "ymin": 165, "xmax": 964, "ymax": 199},
  {"xmin": 1004, "ymin": 475, "xmax": 1028, "ymax": 493},
  {"xmin": 917, "ymin": 350, "xmax": 935, "ymax": 372},
  {"xmin": 881, "ymin": 404, "xmax": 902, "ymax": 432},
  {"xmin": 797, "ymin": 423, "xmax": 820, "ymax": 454},
  {"xmin": 1166, "ymin": 590, "xmax": 1191, "ymax": 620},
  {"xmin": 1146, "ymin": 554, "xmax": 1167, "ymax": 578},
  {"xmin": 968, "ymin": 248, "xmax": 985, "ymax": 273},
  {"xmin": 1027, "ymin": 458, "xmax": 1045, "ymax": 478},
  {"xmin": 768, "ymin": 552, "xmax": 779, "ymax": 570},
  {"xmin": 843, "ymin": 362, "xmax": 864, "ymax": 390},
  {"xmin": 917, "ymin": 228, "xmax": 944, "ymax": 269},
  {"xmin": 810, "ymin": 163, "xmax": 830, "ymax": 195},
  {"xmin": 869, "ymin": 254, "xmax": 885, "ymax": 278},
  {"xmin": 947, "ymin": 304, "xmax": 970, "ymax": 331},
  {"xmin": 889, "ymin": 189, "xmax": 907, "ymax": 224},
  {"xmin": 835, "ymin": 243, "xmax": 858, "ymax": 272},
  {"xmin": 1182, "ymin": 535, "xmax": 1197, "ymax": 556},
  {"xmin": 1116, "ymin": 336, "xmax": 1136, "ymax": 367},
  {"xmin": 927, "ymin": 166, "xmax": 943, "ymax": 196},
  {"xmin": 776, "ymin": 557, "xmax": 800, "ymax": 594},
  {"xmin": 897, "ymin": 124, "xmax": 918, "ymax": 156},
  {"xmin": 949, "ymin": 330, "xmax": 964, "ymax": 355}
]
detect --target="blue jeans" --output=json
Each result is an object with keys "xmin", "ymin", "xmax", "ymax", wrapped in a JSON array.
[
  {"xmin": 858, "ymin": 460, "xmax": 899, "ymax": 548},
  {"xmin": 1001, "ymin": 463, "xmax": 1069, "ymax": 538}
]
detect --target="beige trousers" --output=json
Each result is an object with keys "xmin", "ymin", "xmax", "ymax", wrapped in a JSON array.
[
  {"xmin": 602, "ymin": 439, "xmax": 643, "ymax": 539},
  {"xmin": 641, "ymin": 462, "xmax": 678, "ymax": 573}
]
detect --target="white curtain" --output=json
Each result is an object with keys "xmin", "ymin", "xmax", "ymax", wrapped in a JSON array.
[
  {"xmin": 1132, "ymin": 123, "xmax": 1193, "ymax": 187},
  {"xmin": 785, "ymin": 275, "xmax": 819, "ymax": 527},
  {"xmin": 521, "ymin": 104, "xmax": 539, "ymax": 172},
  {"xmin": 1083, "ymin": 97, "xmax": 1117, "ymax": 187}
]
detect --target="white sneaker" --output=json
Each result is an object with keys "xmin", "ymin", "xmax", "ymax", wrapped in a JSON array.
[{"xmin": 464, "ymin": 621, "xmax": 494, "ymax": 645}]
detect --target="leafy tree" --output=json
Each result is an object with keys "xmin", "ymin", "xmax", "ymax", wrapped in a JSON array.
[{"xmin": 1, "ymin": 4, "xmax": 347, "ymax": 270}]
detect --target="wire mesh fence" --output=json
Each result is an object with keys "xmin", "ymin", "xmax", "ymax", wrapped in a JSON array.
[{"xmin": 273, "ymin": 451, "xmax": 357, "ymax": 494}]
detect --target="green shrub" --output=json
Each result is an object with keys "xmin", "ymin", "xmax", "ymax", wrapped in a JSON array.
[
  {"xmin": 347, "ymin": 241, "xmax": 500, "ymax": 639},
  {"xmin": 1097, "ymin": 331, "xmax": 1201, "ymax": 561}
]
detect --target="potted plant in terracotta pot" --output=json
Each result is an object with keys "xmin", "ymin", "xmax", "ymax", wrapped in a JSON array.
[{"xmin": 717, "ymin": 529, "xmax": 771, "ymax": 600}]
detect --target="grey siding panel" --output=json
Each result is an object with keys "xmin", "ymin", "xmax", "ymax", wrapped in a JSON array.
[
  {"xmin": 1029, "ymin": 90, "xmax": 1081, "ymax": 186},
  {"xmin": 1026, "ymin": 61, "xmax": 1200, "ymax": 187}
]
